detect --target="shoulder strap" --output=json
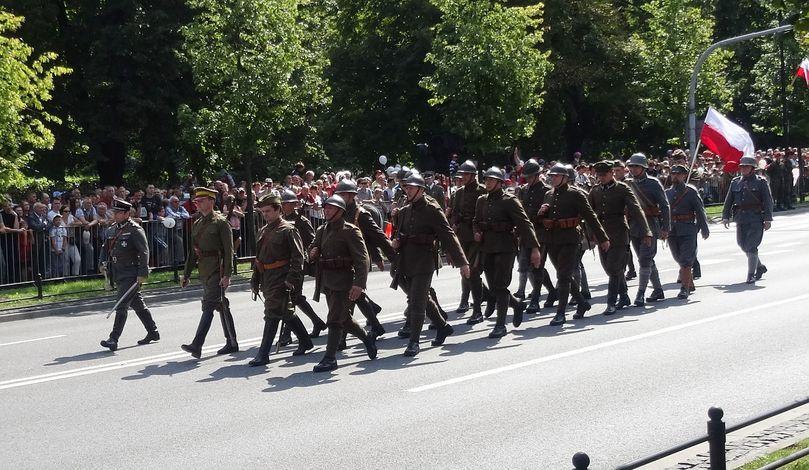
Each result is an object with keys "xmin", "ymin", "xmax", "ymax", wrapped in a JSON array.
[{"xmin": 629, "ymin": 180, "xmax": 655, "ymax": 209}]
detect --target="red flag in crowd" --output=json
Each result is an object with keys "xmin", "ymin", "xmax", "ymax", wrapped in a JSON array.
[
  {"xmin": 700, "ymin": 107, "xmax": 755, "ymax": 173},
  {"xmin": 796, "ymin": 58, "xmax": 809, "ymax": 86}
]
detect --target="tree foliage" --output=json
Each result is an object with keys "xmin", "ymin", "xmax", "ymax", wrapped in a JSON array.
[{"xmin": 0, "ymin": 9, "xmax": 69, "ymax": 192}]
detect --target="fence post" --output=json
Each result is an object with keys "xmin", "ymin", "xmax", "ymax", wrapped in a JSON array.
[
  {"xmin": 35, "ymin": 272, "xmax": 43, "ymax": 299},
  {"xmin": 572, "ymin": 452, "xmax": 590, "ymax": 470},
  {"xmin": 707, "ymin": 407, "xmax": 726, "ymax": 470}
]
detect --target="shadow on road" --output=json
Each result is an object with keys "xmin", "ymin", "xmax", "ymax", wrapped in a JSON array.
[
  {"xmin": 45, "ymin": 345, "xmax": 141, "ymax": 366},
  {"xmin": 197, "ymin": 363, "xmax": 268, "ymax": 383},
  {"xmin": 711, "ymin": 283, "xmax": 766, "ymax": 293},
  {"xmin": 263, "ymin": 370, "xmax": 339, "ymax": 392},
  {"xmin": 121, "ymin": 359, "xmax": 205, "ymax": 380}
]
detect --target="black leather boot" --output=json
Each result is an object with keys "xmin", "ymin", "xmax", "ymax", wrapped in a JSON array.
[
  {"xmin": 288, "ymin": 315, "xmax": 314, "ymax": 356},
  {"xmin": 248, "ymin": 318, "xmax": 280, "ymax": 366}
]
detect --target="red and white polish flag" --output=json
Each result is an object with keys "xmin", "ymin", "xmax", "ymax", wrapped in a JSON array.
[
  {"xmin": 796, "ymin": 58, "xmax": 809, "ymax": 86},
  {"xmin": 700, "ymin": 107, "xmax": 755, "ymax": 173}
]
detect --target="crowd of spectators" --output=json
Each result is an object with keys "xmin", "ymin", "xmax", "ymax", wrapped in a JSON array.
[{"xmin": 1, "ymin": 148, "xmax": 807, "ymax": 287}]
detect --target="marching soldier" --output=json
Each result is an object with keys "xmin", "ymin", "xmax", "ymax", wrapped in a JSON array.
[
  {"xmin": 248, "ymin": 194, "xmax": 313, "ymax": 366},
  {"xmin": 626, "ymin": 153, "xmax": 671, "ymax": 306},
  {"xmin": 569, "ymin": 166, "xmax": 592, "ymax": 303},
  {"xmin": 335, "ymin": 179, "xmax": 394, "ymax": 337},
  {"xmin": 100, "ymin": 198, "xmax": 159, "ymax": 351},
  {"xmin": 613, "ymin": 160, "xmax": 637, "ymax": 281},
  {"xmin": 474, "ymin": 167, "xmax": 540, "ymax": 338},
  {"xmin": 665, "ymin": 165, "xmax": 710, "ymax": 298},
  {"xmin": 392, "ymin": 172, "xmax": 470, "ymax": 356},
  {"xmin": 587, "ymin": 161, "xmax": 650, "ymax": 315},
  {"xmin": 450, "ymin": 160, "xmax": 490, "ymax": 323},
  {"xmin": 278, "ymin": 190, "xmax": 327, "ymax": 340},
  {"xmin": 537, "ymin": 164, "xmax": 609, "ymax": 326},
  {"xmin": 309, "ymin": 195, "xmax": 378, "ymax": 372},
  {"xmin": 424, "ymin": 171, "xmax": 447, "ymax": 210},
  {"xmin": 181, "ymin": 187, "xmax": 238, "ymax": 359},
  {"xmin": 516, "ymin": 159, "xmax": 558, "ymax": 312},
  {"xmin": 721, "ymin": 156, "xmax": 774, "ymax": 284}
]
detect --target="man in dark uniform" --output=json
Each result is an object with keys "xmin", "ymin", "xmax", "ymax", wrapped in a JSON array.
[
  {"xmin": 450, "ymin": 160, "xmax": 490, "ymax": 323},
  {"xmin": 277, "ymin": 190, "xmax": 327, "ymax": 342},
  {"xmin": 722, "ymin": 156, "xmax": 774, "ymax": 284},
  {"xmin": 626, "ymin": 153, "xmax": 671, "ymax": 306},
  {"xmin": 180, "ymin": 187, "xmax": 238, "ymax": 359},
  {"xmin": 424, "ymin": 171, "xmax": 447, "ymax": 210},
  {"xmin": 666, "ymin": 164, "xmax": 710, "ymax": 298},
  {"xmin": 474, "ymin": 167, "xmax": 541, "ymax": 338},
  {"xmin": 336, "ymin": 179, "xmax": 394, "ymax": 338},
  {"xmin": 587, "ymin": 161, "xmax": 650, "ymax": 314},
  {"xmin": 248, "ymin": 195, "xmax": 313, "ymax": 366},
  {"xmin": 766, "ymin": 153, "xmax": 784, "ymax": 211},
  {"xmin": 569, "ymin": 165, "xmax": 592, "ymax": 303},
  {"xmin": 309, "ymin": 195, "xmax": 378, "ymax": 372},
  {"xmin": 613, "ymin": 160, "xmax": 637, "ymax": 281},
  {"xmin": 392, "ymin": 172, "xmax": 470, "ymax": 356},
  {"xmin": 537, "ymin": 164, "xmax": 609, "ymax": 326},
  {"xmin": 516, "ymin": 159, "xmax": 557, "ymax": 312},
  {"xmin": 100, "ymin": 198, "xmax": 159, "ymax": 351}
]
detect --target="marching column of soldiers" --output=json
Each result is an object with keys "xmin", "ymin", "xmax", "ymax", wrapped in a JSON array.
[{"xmin": 98, "ymin": 155, "xmax": 776, "ymax": 374}]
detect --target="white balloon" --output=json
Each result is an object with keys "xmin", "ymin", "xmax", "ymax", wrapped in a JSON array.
[{"xmin": 378, "ymin": 155, "xmax": 388, "ymax": 165}]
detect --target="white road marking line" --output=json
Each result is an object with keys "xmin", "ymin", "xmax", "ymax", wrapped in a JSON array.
[
  {"xmin": 779, "ymin": 242, "xmax": 804, "ymax": 247},
  {"xmin": 407, "ymin": 293, "xmax": 809, "ymax": 393},
  {"xmin": 759, "ymin": 250, "xmax": 791, "ymax": 256},
  {"xmin": 698, "ymin": 259, "xmax": 732, "ymax": 266},
  {"xmin": 0, "ymin": 335, "xmax": 67, "ymax": 347}
]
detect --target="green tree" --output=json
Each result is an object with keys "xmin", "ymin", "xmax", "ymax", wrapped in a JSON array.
[
  {"xmin": 629, "ymin": 0, "xmax": 733, "ymax": 147},
  {"xmin": 180, "ymin": 0, "xmax": 328, "ymax": 179},
  {"xmin": 421, "ymin": 0, "xmax": 551, "ymax": 155},
  {"xmin": 0, "ymin": 9, "xmax": 69, "ymax": 192}
]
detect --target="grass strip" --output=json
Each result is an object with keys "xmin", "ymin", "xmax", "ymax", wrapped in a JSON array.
[{"xmin": 736, "ymin": 436, "xmax": 809, "ymax": 469}]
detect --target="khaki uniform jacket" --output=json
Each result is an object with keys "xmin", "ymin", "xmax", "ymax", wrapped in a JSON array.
[
  {"xmin": 184, "ymin": 211, "xmax": 233, "ymax": 279},
  {"xmin": 450, "ymin": 181, "xmax": 486, "ymax": 243},
  {"xmin": 252, "ymin": 218, "xmax": 305, "ymax": 291},
  {"xmin": 473, "ymin": 188, "xmax": 539, "ymax": 254},
  {"xmin": 538, "ymin": 183, "xmax": 609, "ymax": 246},
  {"xmin": 518, "ymin": 180, "xmax": 550, "ymax": 231},
  {"xmin": 587, "ymin": 180, "xmax": 650, "ymax": 247},
  {"xmin": 345, "ymin": 201, "xmax": 396, "ymax": 264},
  {"xmin": 395, "ymin": 196, "xmax": 468, "ymax": 276},
  {"xmin": 107, "ymin": 219, "xmax": 150, "ymax": 278},
  {"xmin": 311, "ymin": 218, "xmax": 369, "ymax": 293},
  {"xmin": 427, "ymin": 184, "xmax": 447, "ymax": 210},
  {"xmin": 284, "ymin": 209, "xmax": 316, "ymax": 275}
]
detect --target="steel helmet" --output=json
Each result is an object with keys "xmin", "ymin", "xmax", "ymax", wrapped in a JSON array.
[
  {"xmin": 404, "ymin": 172, "xmax": 426, "ymax": 188},
  {"xmin": 547, "ymin": 163, "xmax": 568, "ymax": 176},
  {"xmin": 739, "ymin": 156, "xmax": 757, "ymax": 167},
  {"xmin": 335, "ymin": 179, "xmax": 358, "ymax": 194},
  {"xmin": 281, "ymin": 189, "xmax": 299, "ymax": 203},
  {"xmin": 627, "ymin": 153, "xmax": 649, "ymax": 169},
  {"xmin": 323, "ymin": 195, "xmax": 346, "ymax": 211},
  {"xmin": 456, "ymin": 160, "xmax": 478, "ymax": 175},
  {"xmin": 483, "ymin": 166, "xmax": 505, "ymax": 181},
  {"xmin": 522, "ymin": 159, "xmax": 541, "ymax": 176}
]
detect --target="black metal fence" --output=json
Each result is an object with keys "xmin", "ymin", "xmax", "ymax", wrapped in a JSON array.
[{"xmin": 571, "ymin": 397, "xmax": 809, "ymax": 469}]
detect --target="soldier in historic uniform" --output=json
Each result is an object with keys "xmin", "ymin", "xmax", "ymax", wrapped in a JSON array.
[
  {"xmin": 587, "ymin": 161, "xmax": 651, "ymax": 315},
  {"xmin": 721, "ymin": 156, "xmax": 774, "ymax": 284},
  {"xmin": 613, "ymin": 160, "xmax": 637, "ymax": 281},
  {"xmin": 474, "ymin": 167, "xmax": 541, "ymax": 338},
  {"xmin": 277, "ymin": 190, "xmax": 327, "ymax": 344},
  {"xmin": 248, "ymin": 195, "xmax": 313, "ymax": 366},
  {"xmin": 537, "ymin": 164, "xmax": 609, "ymax": 326},
  {"xmin": 309, "ymin": 195, "xmax": 378, "ymax": 372},
  {"xmin": 180, "ymin": 187, "xmax": 239, "ymax": 358},
  {"xmin": 666, "ymin": 164, "xmax": 710, "ymax": 298},
  {"xmin": 392, "ymin": 172, "xmax": 470, "ymax": 356},
  {"xmin": 626, "ymin": 153, "xmax": 671, "ymax": 306},
  {"xmin": 569, "ymin": 165, "xmax": 592, "ymax": 304},
  {"xmin": 450, "ymin": 160, "xmax": 492, "ymax": 323},
  {"xmin": 335, "ymin": 179, "xmax": 394, "ymax": 338},
  {"xmin": 100, "ymin": 198, "xmax": 159, "ymax": 351},
  {"xmin": 516, "ymin": 159, "xmax": 558, "ymax": 312},
  {"xmin": 424, "ymin": 171, "xmax": 447, "ymax": 210}
]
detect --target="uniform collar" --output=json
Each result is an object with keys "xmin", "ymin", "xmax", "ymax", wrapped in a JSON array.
[{"xmin": 488, "ymin": 188, "xmax": 504, "ymax": 199}]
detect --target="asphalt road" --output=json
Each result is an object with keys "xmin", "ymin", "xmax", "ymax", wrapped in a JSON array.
[{"xmin": 2, "ymin": 212, "xmax": 809, "ymax": 469}]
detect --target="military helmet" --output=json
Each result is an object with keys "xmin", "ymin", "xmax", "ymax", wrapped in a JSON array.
[
  {"xmin": 323, "ymin": 194, "xmax": 346, "ymax": 211},
  {"xmin": 627, "ymin": 153, "xmax": 649, "ymax": 168},
  {"xmin": 404, "ymin": 172, "xmax": 426, "ymax": 188},
  {"xmin": 566, "ymin": 165, "xmax": 577, "ymax": 180},
  {"xmin": 455, "ymin": 160, "xmax": 478, "ymax": 175},
  {"xmin": 522, "ymin": 159, "xmax": 541, "ymax": 176},
  {"xmin": 281, "ymin": 189, "xmax": 299, "ymax": 204},
  {"xmin": 547, "ymin": 163, "xmax": 569, "ymax": 176},
  {"xmin": 335, "ymin": 179, "xmax": 358, "ymax": 194},
  {"xmin": 739, "ymin": 156, "xmax": 757, "ymax": 167},
  {"xmin": 670, "ymin": 164, "xmax": 689, "ymax": 174},
  {"xmin": 483, "ymin": 166, "xmax": 505, "ymax": 181}
]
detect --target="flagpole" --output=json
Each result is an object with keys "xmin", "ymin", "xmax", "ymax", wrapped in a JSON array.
[{"xmin": 686, "ymin": 140, "xmax": 702, "ymax": 186}]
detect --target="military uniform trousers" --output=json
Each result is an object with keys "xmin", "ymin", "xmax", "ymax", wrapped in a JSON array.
[
  {"xmin": 323, "ymin": 287, "xmax": 369, "ymax": 359},
  {"xmin": 400, "ymin": 273, "xmax": 447, "ymax": 342},
  {"xmin": 668, "ymin": 234, "xmax": 697, "ymax": 268},
  {"xmin": 110, "ymin": 273, "xmax": 156, "ymax": 341},
  {"xmin": 599, "ymin": 245, "xmax": 628, "ymax": 305},
  {"xmin": 736, "ymin": 222, "xmax": 765, "ymax": 275},
  {"xmin": 189, "ymin": 269, "xmax": 237, "ymax": 348},
  {"xmin": 461, "ymin": 240, "xmax": 484, "ymax": 308},
  {"xmin": 630, "ymin": 236, "xmax": 663, "ymax": 297},
  {"xmin": 546, "ymin": 243, "xmax": 585, "ymax": 314}
]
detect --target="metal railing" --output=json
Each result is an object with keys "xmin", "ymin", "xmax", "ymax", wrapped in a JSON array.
[{"xmin": 571, "ymin": 397, "xmax": 809, "ymax": 469}]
